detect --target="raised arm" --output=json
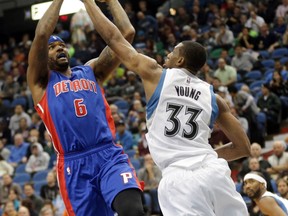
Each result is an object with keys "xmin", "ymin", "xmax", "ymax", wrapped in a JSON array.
[
  {"xmin": 214, "ymin": 95, "xmax": 251, "ymax": 161},
  {"xmin": 86, "ymin": 0, "xmax": 135, "ymax": 83},
  {"xmin": 27, "ymin": 0, "xmax": 64, "ymax": 105},
  {"xmin": 82, "ymin": 0, "xmax": 162, "ymax": 100}
]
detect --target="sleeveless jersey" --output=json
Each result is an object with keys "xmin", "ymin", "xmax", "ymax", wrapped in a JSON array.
[
  {"xmin": 262, "ymin": 191, "xmax": 288, "ymax": 214},
  {"xmin": 35, "ymin": 66, "xmax": 115, "ymax": 155},
  {"xmin": 146, "ymin": 68, "xmax": 218, "ymax": 170}
]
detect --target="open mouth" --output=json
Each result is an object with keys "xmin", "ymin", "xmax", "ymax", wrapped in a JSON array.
[{"xmin": 57, "ymin": 53, "xmax": 67, "ymax": 59}]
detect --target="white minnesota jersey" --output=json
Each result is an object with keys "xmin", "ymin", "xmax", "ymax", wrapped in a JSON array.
[
  {"xmin": 262, "ymin": 191, "xmax": 288, "ymax": 214},
  {"xmin": 146, "ymin": 68, "xmax": 219, "ymax": 170}
]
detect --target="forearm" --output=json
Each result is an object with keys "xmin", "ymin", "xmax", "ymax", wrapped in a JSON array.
[
  {"xmin": 35, "ymin": 0, "xmax": 64, "ymax": 37},
  {"xmin": 215, "ymin": 142, "xmax": 250, "ymax": 161},
  {"xmin": 107, "ymin": 0, "xmax": 135, "ymax": 41},
  {"xmin": 272, "ymin": 164, "xmax": 288, "ymax": 172},
  {"xmin": 84, "ymin": 1, "xmax": 120, "ymax": 47}
]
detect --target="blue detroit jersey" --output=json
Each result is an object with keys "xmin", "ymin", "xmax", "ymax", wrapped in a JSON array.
[{"xmin": 36, "ymin": 66, "xmax": 115, "ymax": 154}]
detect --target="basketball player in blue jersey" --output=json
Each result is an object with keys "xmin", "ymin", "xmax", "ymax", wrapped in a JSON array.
[
  {"xmin": 26, "ymin": 0, "xmax": 145, "ymax": 215},
  {"xmin": 81, "ymin": 0, "xmax": 251, "ymax": 215},
  {"xmin": 244, "ymin": 172, "xmax": 288, "ymax": 216}
]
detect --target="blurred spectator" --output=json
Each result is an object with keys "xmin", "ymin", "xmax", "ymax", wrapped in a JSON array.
[
  {"xmin": 261, "ymin": 2, "xmax": 276, "ymax": 23},
  {"xmin": 215, "ymin": 23, "xmax": 235, "ymax": 48},
  {"xmin": 29, "ymin": 112, "xmax": 46, "ymax": 140},
  {"xmin": 256, "ymin": 23, "xmax": 280, "ymax": 52},
  {"xmin": 39, "ymin": 206, "xmax": 54, "ymax": 216},
  {"xmin": 282, "ymin": 28, "xmax": 288, "ymax": 47},
  {"xmin": 231, "ymin": 45, "xmax": 257, "ymax": 76},
  {"xmin": 40, "ymin": 171, "xmax": 59, "ymax": 202},
  {"xmin": 0, "ymin": 173, "xmax": 22, "ymax": 206},
  {"xmin": 230, "ymin": 107, "xmax": 249, "ymax": 134},
  {"xmin": 211, "ymin": 77, "xmax": 222, "ymax": 93},
  {"xmin": 0, "ymin": 74, "xmax": 20, "ymax": 101},
  {"xmin": 228, "ymin": 85, "xmax": 260, "ymax": 143},
  {"xmin": 174, "ymin": 7, "xmax": 191, "ymax": 30},
  {"xmin": 87, "ymin": 30, "xmax": 106, "ymax": 59},
  {"xmin": 226, "ymin": 4, "xmax": 242, "ymax": 35},
  {"xmin": 41, "ymin": 199, "xmax": 56, "ymax": 216},
  {"xmin": 219, "ymin": 49, "xmax": 232, "ymax": 65},
  {"xmin": 124, "ymin": 1, "xmax": 136, "ymax": 26},
  {"xmin": 55, "ymin": 23, "xmax": 70, "ymax": 42},
  {"xmin": 43, "ymin": 130, "xmax": 55, "ymax": 156},
  {"xmin": 137, "ymin": 0, "xmax": 151, "ymax": 15},
  {"xmin": 237, "ymin": 27, "xmax": 257, "ymax": 50},
  {"xmin": 136, "ymin": 11, "xmax": 158, "ymax": 40},
  {"xmin": 19, "ymin": 201, "xmax": 35, "ymax": 216},
  {"xmin": 7, "ymin": 133, "xmax": 29, "ymax": 168},
  {"xmin": 266, "ymin": 140, "xmax": 288, "ymax": 180},
  {"xmin": 276, "ymin": 0, "xmax": 288, "ymax": 18},
  {"xmin": 257, "ymin": 83, "xmax": 282, "ymax": 135},
  {"xmin": 240, "ymin": 142, "xmax": 271, "ymax": 179},
  {"xmin": 0, "ymin": 155, "xmax": 14, "ymax": 177},
  {"xmin": 273, "ymin": 16, "xmax": 287, "ymax": 36},
  {"xmin": 25, "ymin": 142, "xmax": 50, "ymax": 174},
  {"xmin": 70, "ymin": 9, "xmax": 94, "ymax": 46},
  {"xmin": 2, "ymin": 200, "xmax": 17, "ymax": 216},
  {"xmin": 155, "ymin": 12, "xmax": 175, "ymax": 42},
  {"xmin": 9, "ymin": 105, "xmax": 32, "ymax": 137},
  {"xmin": 214, "ymin": 58, "xmax": 237, "ymax": 87},
  {"xmin": 137, "ymin": 154, "xmax": 162, "ymax": 215},
  {"xmin": 269, "ymin": 70, "xmax": 288, "ymax": 97},
  {"xmin": 216, "ymin": 86, "xmax": 234, "ymax": 107},
  {"xmin": 23, "ymin": 182, "xmax": 44, "ymax": 214},
  {"xmin": 121, "ymin": 71, "xmax": 144, "ymax": 102},
  {"xmin": 7, "ymin": 188, "xmax": 21, "ymax": 211},
  {"xmin": 240, "ymin": 157, "xmax": 274, "ymax": 193},
  {"xmin": 190, "ymin": 4, "xmax": 207, "ymax": 26},
  {"xmin": 137, "ymin": 122, "xmax": 149, "ymax": 157},
  {"xmin": 1, "ymin": 53, "xmax": 12, "ymax": 73},
  {"xmin": 115, "ymin": 120, "xmax": 134, "ymax": 151},
  {"xmin": 197, "ymin": 63, "xmax": 214, "ymax": 84},
  {"xmin": 15, "ymin": 117, "xmax": 30, "ymax": 141},
  {"xmin": 0, "ymin": 97, "xmax": 11, "ymax": 119},
  {"xmin": 245, "ymin": 10, "xmax": 265, "ymax": 34},
  {"xmin": 277, "ymin": 177, "xmax": 288, "ymax": 199},
  {"xmin": 0, "ymin": 138, "xmax": 11, "ymax": 160}
]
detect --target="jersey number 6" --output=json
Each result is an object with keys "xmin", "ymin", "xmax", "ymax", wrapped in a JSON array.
[{"xmin": 74, "ymin": 99, "xmax": 88, "ymax": 117}]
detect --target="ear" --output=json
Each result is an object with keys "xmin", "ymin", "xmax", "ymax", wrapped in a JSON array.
[{"xmin": 176, "ymin": 56, "xmax": 185, "ymax": 67}]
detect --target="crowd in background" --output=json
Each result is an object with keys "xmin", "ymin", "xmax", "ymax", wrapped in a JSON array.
[{"xmin": 1, "ymin": 0, "xmax": 288, "ymax": 215}]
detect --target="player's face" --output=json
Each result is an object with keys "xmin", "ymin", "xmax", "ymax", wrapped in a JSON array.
[
  {"xmin": 163, "ymin": 43, "xmax": 183, "ymax": 68},
  {"xmin": 243, "ymin": 179, "xmax": 262, "ymax": 199},
  {"xmin": 48, "ymin": 41, "xmax": 70, "ymax": 72}
]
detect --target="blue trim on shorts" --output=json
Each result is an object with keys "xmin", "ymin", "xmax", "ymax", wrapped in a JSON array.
[
  {"xmin": 146, "ymin": 69, "xmax": 167, "ymax": 120},
  {"xmin": 209, "ymin": 85, "xmax": 219, "ymax": 129}
]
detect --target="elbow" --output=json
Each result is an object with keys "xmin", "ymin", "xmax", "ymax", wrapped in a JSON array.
[{"xmin": 123, "ymin": 26, "xmax": 136, "ymax": 43}]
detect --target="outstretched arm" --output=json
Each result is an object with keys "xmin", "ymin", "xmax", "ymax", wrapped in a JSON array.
[
  {"xmin": 214, "ymin": 95, "xmax": 251, "ymax": 161},
  {"xmin": 86, "ymin": 0, "xmax": 135, "ymax": 84},
  {"xmin": 27, "ymin": 0, "xmax": 64, "ymax": 104},
  {"xmin": 82, "ymin": 0, "xmax": 162, "ymax": 100}
]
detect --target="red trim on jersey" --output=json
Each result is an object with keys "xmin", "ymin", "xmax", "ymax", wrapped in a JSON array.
[
  {"xmin": 101, "ymin": 88, "xmax": 116, "ymax": 139},
  {"xmin": 35, "ymin": 91, "xmax": 64, "ymax": 154},
  {"xmin": 57, "ymin": 162, "xmax": 76, "ymax": 216},
  {"xmin": 35, "ymin": 92, "xmax": 76, "ymax": 215}
]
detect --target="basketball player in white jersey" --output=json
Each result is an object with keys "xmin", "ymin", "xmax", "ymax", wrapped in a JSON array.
[
  {"xmin": 81, "ymin": 0, "xmax": 251, "ymax": 215},
  {"xmin": 244, "ymin": 172, "xmax": 288, "ymax": 216}
]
